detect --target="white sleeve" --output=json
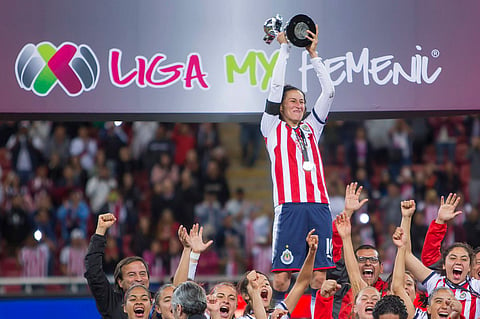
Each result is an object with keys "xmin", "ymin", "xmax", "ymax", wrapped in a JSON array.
[
  {"xmin": 305, "ymin": 57, "xmax": 335, "ymax": 140},
  {"xmin": 267, "ymin": 43, "xmax": 290, "ymax": 103},
  {"xmin": 422, "ymin": 271, "xmax": 443, "ymax": 294}
]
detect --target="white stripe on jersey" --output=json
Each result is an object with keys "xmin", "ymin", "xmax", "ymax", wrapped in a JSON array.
[{"xmin": 424, "ymin": 272, "xmax": 480, "ymax": 319}]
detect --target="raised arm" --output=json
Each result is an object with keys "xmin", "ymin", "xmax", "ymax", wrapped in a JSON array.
[
  {"xmin": 331, "ymin": 182, "xmax": 369, "ymax": 256},
  {"xmin": 335, "ymin": 212, "xmax": 367, "ymax": 296},
  {"xmin": 283, "ymin": 229, "xmax": 317, "ymax": 312},
  {"xmin": 305, "ymin": 25, "xmax": 335, "ymax": 132},
  {"xmin": 246, "ymin": 270, "xmax": 267, "ymax": 319},
  {"xmin": 173, "ymin": 223, "xmax": 213, "ymax": 286},
  {"xmin": 400, "ymin": 200, "xmax": 434, "ymax": 283},
  {"xmin": 84, "ymin": 213, "xmax": 118, "ymax": 317},
  {"xmin": 391, "ymin": 227, "xmax": 415, "ymax": 319},
  {"xmin": 421, "ymin": 193, "xmax": 462, "ymax": 266}
]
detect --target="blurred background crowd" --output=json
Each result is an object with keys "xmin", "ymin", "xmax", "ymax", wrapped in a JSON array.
[{"xmin": 0, "ymin": 115, "xmax": 479, "ymax": 292}]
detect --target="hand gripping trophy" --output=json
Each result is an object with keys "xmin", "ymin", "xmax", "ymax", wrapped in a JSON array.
[{"xmin": 263, "ymin": 13, "xmax": 316, "ymax": 47}]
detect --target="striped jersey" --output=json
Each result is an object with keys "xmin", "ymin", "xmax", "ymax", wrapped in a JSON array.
[
  {"xmin": 19, "ymin": 243, "xmax": 50, "ymax": 277},
  {"xmin": 261, "ymin": 44, "xmax": 335, "ymax": 208},
  {"xmin": 423, "ymin": 272, "xmax": 480, "ymax": 319}
]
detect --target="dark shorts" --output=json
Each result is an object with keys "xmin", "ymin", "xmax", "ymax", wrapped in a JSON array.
[{"xmin": 271, "ymin": 202, "xmax": 334, "ymax": 272}]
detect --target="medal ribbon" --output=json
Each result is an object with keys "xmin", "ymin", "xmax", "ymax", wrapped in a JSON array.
[{"xmin": 294, "ymin": 126, "xmax": 310, "ymax": 165}]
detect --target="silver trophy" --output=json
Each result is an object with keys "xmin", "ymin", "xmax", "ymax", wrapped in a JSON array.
[
  {"xmin": 263, "ymin": 14, "xmax": 284, "ymax": 45},
  {"xmin": 263, "ymin": 14, "xmax": 316, "ymax": 47}
]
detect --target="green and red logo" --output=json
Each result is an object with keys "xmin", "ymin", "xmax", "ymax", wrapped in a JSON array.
[{"xmin": 15, "ymin": 42, "xmax": 99, "ymax": 97}]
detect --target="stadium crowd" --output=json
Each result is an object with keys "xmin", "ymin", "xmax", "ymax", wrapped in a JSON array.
[{"xmin": 0, "ymin": 115, "xmax": 479, "ymax": 290}]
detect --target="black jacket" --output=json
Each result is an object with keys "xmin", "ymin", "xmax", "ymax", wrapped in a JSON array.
[{"xmin": 84, "ymin": 234, "xmax": 127, "ymax": 319}]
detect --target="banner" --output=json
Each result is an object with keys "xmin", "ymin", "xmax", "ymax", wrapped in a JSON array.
[{"xmin": 1, "ymin": 0, "xmax": 479, "ymax": 120}]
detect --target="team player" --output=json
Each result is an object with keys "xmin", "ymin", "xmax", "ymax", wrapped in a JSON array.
[
  {"xmin": 260, "ymin": 23, "xmax": 335, "ymax": 308},
  {"xmin": 401, "ymin": 199, "xmax": 480, "ymax": 319}
]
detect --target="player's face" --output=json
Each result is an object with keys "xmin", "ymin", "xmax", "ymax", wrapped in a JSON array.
[
  {"xmin": 280, "ymin": 90, "xmax": 305, "ymax": 126},
  {"xmin": 404, "ymin": 273, "xmax": 416, "ymax": 302},
  {"xmin": 118, "ymin": 261, "xmax": 149, "ymax": 291},
  {"xmin": 354, "ymin": 287, "xmax": 380, "ymax": 319},
  {"xmin": 213, "ymin": 285, "xmax": 237, "ymax": 319},
  {"xmin": 155, "ymin": 286, "xmax": 174, "ymax": 319},
  {"xmin": 443, "ymin": 247, "xmax": 471, "ymax": 284},
  {"xmin": 427, "ymin": 289, "xmax": 455, "ymax": 319},
  {"xmin": 124, "ymin": 286, "xmax": 152, "ymax": 319},
  {"xmin": 356, "ymin": 249, "xmax": 383, "ymax": 286},
  {"xmin": 470, "ymin": 251, "xmax": 480, "ymax": 279}
]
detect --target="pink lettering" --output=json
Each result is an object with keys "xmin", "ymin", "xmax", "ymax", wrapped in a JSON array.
[
  {"xmin": 146, "ymin": 54, "xmax": 183, "ymax": 87},
  {"xmin": 183, "ymin": 54, "xmax": 209, "ymax": 89},
  {"xmin": 109, "ymin": 49, "xmax": 209, "ymax": 89},
  {"xmin": 109, "ymin": 49, "xmax": 138, "ymax": 87}
]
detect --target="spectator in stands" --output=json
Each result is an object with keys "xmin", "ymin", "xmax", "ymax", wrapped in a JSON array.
[
  {"xmin": 60, "ymin": 228, "xmax": 88, "ymax": 276},
  {"xmin": 123, "ymin": 284, "xmax": 152, "ymax": 319},
  {"xmin": 131, "ymin": 121, "xmax": 158, "ymax": 162},
  {"xmin": 43, "ymin": 124, "xmax": 70, "ymax": 165},
  {"xmin": 99, "ymin": 122, "xmax": 128, "ymax": 174},
  {"xmin": 194, "ymin": 190, "xmax": 224, "ymax": 241},
  {"xmin": 85, "ymin": 213, "xmax": 153, "ymax": 319},
  {"xmin": 100, "ymin": 189, "xmax": 128, "ymax": 241},
  {"xmin": 172, "ymin": 123, "xmax": 196, "ymax": 167},
  {"xmin": 200, "ymin": 160, "xmax": 230, "ymax": 206},
  {"xmin": 144, "ymin": 124, "xmax": 175, "ymax": 172},
  {"xmin": 150, "ymin": 178, "xmax": 180, "ymax": 226},
  {"xmin": 70, "ymin": 125, "xmax": 98, "ymax": 173},
  {"xmin": 7, "ymin": 121, "xmax": 43, "ymax": 186},
  {"xmin": 429, "ymin": 116, "xmax": 464, "ymax": 165},
  {"xmin": 119, "ymin": 172, "xmax": 141, "ymax": 233},
  {"xmin": 176, "ymin": 168, "xmax": 202, "ymax": 229},
  {"xmin": 1, "ymin": 193, "xmax": 32, "ymax": 255},
  {"xmin": 150, "ymin": 153, "xmax": 180, "ymax": 186},
  {"xmin": 467, "ymin": 136, "xmax": 480, "ymax": 207},
  {"xmin": 239, "ymin": 123, "xmax": 261, "ymax": 167},
  {"xmin": 56, "ymin": 188, "xmax": 90, "ymax": 243},
  {"xmin": 86, "ymin": 164, "xmax": 118, "ymax": 213},
  {"xmin": 348, "ymin": 126, "xmax": 374, "ymax": 180},
  {"xmin": 18, "ymin": 230, "xmax": 52, "ymax": 284},
  {"xmin": 196, "ymin": 123, "xmax": 220, "ymax": 171},
  {"xmin": 116, "ymin": 146, "xmax": 136, "ymax": 181}
]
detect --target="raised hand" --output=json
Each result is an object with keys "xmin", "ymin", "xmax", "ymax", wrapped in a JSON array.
[
  {"xmin": 305, "ymin": 229, "xmax": 318, "ymax": 253},
  {"xmin": 320, "ymin": 279, "xmax": 341, "ymax": 298},
  {"xmin": 334, "ymin": 213, "xmax": 351, "ymax": 239},
  {"xmin": 277, "ymin": 31, "xmax": 287, "ymax": 45},
  {"xmin": 436, "ymin": 193, "xmax": 462, "ymax": 224},
  {"xmin": 246, "ymin": 270, "xmax": 260, "ymax": 291},
  {"xmin": 447, "ymin": 298, "xmax": 463, "ymax": 319},
  {"xmin": 305, "ymin": 24, "xmax": 319, "ymax": 58},
  {"xmin": 400, "ymin": 200, "xmax": 416, "ymax": 218},
  {"xmin": 270, "ymin": 308, "xmax": 289, "ymax": 319},
  {"xmin": 177, "ymin": 225, "xmax": 190, "ymax": 248},
  {"xmin": 206, "ymin": 293, "xmax": 220, "ymax": 318},
  {"xmin": 344, "ymin": 182, "xmax": 369, "ymax": 217},
  {"xmin": 95, "ymin": 213, "xmax": 117, "ymax": 235},
  {"xmin": 189, "ymin": 223, "xmax": 213, "ymax": 253},
  {"xmin": 392, "ymin": 227, "xmax": 406, "ymax": 248}
]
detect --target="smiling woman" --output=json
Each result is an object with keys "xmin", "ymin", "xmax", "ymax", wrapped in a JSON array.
[{"xmin": 123, "ymin": 284, "xmax": 153, "ymax": 319}]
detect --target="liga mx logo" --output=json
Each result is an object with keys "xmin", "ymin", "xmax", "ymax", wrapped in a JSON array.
[{"xmin": 15, "ymin": 42, "xmax": 99, "ymax": 97}]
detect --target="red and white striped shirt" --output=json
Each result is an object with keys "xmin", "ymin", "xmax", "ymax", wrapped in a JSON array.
[
  {"xmin": 19, "ymin": 243, "xmax": 49, "ymax": 277},
  {"xmin": 60, "ymin": 245, "xmax": 87, "ymax": 276},
  {"xmin": 261, "ymin": 44, "xmax": 335, "ymax": 208},
  {"xmin": 424, "ymin": 272, "xmax": 480, "ymax": 319}
]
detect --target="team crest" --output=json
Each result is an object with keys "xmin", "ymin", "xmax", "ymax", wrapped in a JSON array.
[
  {"xmin": 458, "ymin": 291, "xmax": 467, "ymax": 300},
  {"xmin": 300, "ymin": 123, "xmax": 311, "ymax": 133},
  {"xmin": 280, "ymin": 247, "xmax": 294, "ymax": 265}
]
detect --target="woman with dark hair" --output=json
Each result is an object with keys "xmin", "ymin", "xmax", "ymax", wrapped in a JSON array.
[{"xmin": 123, "ymin": 284, "xmax": 153, "ymax": 319}]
